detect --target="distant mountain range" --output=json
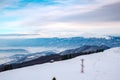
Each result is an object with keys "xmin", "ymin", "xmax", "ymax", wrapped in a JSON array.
[
  {"xmin": 0, "ymin": 36, "xmax": 119, "ymax": 72},
  {"xmin": 0, "ymin": 36, "xmax": 120, "ymax": 47},
  {"xmin": 0, "ymin": 45, "xmax": 109, "ymax": 71},
  {"xmin": 0, "ymin": 51, "xmax": 55, "ymax": 65},
  {"xmin": 60, "ymin": 45, "xmax": 109, "ymax": 55}
]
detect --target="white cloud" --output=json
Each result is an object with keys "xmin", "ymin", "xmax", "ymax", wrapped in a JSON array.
[{"xmin": 0, "ymin": 0, "xmax": 120, "ymax": 38}]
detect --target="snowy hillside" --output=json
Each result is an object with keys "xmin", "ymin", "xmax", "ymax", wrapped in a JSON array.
[{"xmin": 0, "ymin": 47, "xmax": 120, "ymax": 80}]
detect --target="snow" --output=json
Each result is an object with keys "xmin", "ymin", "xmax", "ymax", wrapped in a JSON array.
[
  {"xmin": 81, "ymin": 33, "xmax": 112, "ymax": 39},
  {"xmin": 0, "ymin": 54, "xmax": 15, "ymax": 64},
  {"xmin": 0, "ymin": 47, "xmax": 120, "ymax": 80},
  {"xmin": 0, "ymin": 47, "xmax": 68, "ymax": 65}
]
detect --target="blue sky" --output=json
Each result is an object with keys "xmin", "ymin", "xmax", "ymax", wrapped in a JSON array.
[{"xmin": 0, "ymin": 0, "xmax": 120, "ymax": 38}]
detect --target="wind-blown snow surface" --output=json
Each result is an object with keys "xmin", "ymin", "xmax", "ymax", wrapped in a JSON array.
[{"xmin": 0, "ymin": 47, "xmax": 120, "ymax": 80}]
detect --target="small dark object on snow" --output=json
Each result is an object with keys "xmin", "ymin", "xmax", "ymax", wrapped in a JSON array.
[
  {"xmin": 81, "ymin": 59, "xmax": 84, "ymax": 73},
  {"xmin": 52, "ymin": 77, "xmax": 56, "ymax": 80}
]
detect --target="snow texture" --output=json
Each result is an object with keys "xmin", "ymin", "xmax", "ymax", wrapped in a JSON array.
[{"xmin": 0, "ymin": 47, "xmax": 120, "ymax": 80}]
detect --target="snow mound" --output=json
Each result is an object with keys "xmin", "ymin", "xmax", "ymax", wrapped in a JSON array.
[{"xmin": 0, "ymin": 47, "xmax": 120, "ymax": 80}]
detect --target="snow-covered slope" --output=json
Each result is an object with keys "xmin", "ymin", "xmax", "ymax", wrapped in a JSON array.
[{"xmin": 0, "ymin": 47, "xmax": 120, "ymax": 80}]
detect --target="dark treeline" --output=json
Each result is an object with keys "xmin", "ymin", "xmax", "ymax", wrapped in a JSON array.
[{"xmin": 0, "ymin": 48, "xmax": 105, "ymax": 72}]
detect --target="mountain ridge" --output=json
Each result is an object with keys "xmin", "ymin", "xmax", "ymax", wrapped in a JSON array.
[{"xmin": 0, "ymin": 36, "xmax": 119, "ymax": 47}]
